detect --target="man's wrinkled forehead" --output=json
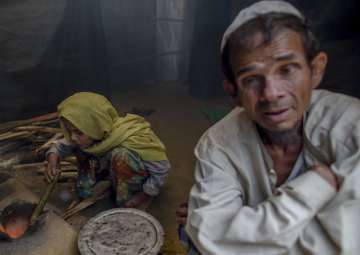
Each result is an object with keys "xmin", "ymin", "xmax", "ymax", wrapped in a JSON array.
[
  {"xmin": 232, "ymin": 29, "xmax": 307, "ymax": 76},
  {"xmin": 221, "ymin": 0, "xmax": 305, "ymax": 52}
]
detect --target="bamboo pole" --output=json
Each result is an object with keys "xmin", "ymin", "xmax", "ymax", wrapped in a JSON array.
[{"xmin": 30, "ymin": 170, "xmax": 61, "ymax": 224}]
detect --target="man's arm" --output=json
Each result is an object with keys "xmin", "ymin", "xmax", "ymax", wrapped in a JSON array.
[
  {"xmin": 301, "ymin": 143, "xmax": 360, "ymax": 253},
  {"xmin": 185, "ymin": 147, "xmax": 336, "ymax": 255}
]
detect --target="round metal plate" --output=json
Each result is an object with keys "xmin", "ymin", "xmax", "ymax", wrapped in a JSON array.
[{"xmin": 78, "ymin": 208, "xmax": 164, "ymax": 255}]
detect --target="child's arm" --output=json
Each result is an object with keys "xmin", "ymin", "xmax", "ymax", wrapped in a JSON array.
[
  {"xmin": 46, "ymin": 152, "xmax": 60, "ymax": 181},
  {"xmin": 45, "ymin": 138, "xmax": 75, "ymax": 180}
]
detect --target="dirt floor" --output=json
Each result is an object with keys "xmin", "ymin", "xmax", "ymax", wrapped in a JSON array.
[
  {"xmin": 0, "ymin": 83, "xmax": 230, "ymax": 254},
  {"xmin": 113, "ymin": 84, "xmax": 230, "ymax": 254}
]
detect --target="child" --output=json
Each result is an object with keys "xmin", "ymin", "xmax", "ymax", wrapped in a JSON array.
[{"xmin": 46, "ymin": 92, "xmax": 170, "ymax": 208}]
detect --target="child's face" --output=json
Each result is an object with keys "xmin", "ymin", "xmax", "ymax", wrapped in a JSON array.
[{"xmin": 62, "ymin": 119, "xmax": 94, "ymax": 149}]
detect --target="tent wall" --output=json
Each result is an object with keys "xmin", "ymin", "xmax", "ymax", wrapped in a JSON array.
[
  {"xmin": 0, "ymin": 0, "xmax": 158, "ymax": 121},
  {"xmin": 0, "ymin": 0, "xmax": 359, "ymax": 121},
  {"xmin": 188, "ymin": 0, "xmax": 232, "ymax": 98}
]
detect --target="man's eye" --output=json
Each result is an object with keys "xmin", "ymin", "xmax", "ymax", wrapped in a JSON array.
[
  {"xmin": 279, "ymin": 64, "xmax": 296, "ymax": 76},
  {"xmin": 242, "ymin": 76, "xmax": 263, "ymax": 87}
]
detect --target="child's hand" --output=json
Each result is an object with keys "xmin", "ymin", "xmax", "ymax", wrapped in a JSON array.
[
  {"xmin": 45, "ymin": 153, "xmax": 61, "ymax": 182},
  {"xmin": 124, "ymin": 192, "xmax": 151, "ymax": 208}
]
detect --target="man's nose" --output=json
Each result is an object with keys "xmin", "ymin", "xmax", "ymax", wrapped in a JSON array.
[{"xmin": 261, "ymin": 77, "xmax": 284, "ymax": 102}]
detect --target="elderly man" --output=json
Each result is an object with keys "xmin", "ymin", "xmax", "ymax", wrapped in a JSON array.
[{"xmin": 183, "ymin": 1, "xmax": 360, "ymax": 254}]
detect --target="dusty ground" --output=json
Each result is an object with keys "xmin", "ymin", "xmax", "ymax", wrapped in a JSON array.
[
  {"xmin": 113, "ymin": 84, "xmax": 229, "ymax": 254},
  {"xmin": 0, "ymin": 83, "xmax": 230, "ymax": 254}
]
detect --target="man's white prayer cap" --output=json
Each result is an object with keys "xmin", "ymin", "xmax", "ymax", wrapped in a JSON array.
[{"xmin": 221, "ymin": 0, "xmax": 305, "ymax": 52}]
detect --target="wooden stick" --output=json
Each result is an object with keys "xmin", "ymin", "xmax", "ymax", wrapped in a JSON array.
[
  {"xmin": 58, "ymin": 166, "xmax": 78, "ymax": 172},
  {"xmin": 32, "ymin": 119, "xmax": 59, "ymax": 126},
  {"xmin": 30, "ymin": 135, "xmax": 51, "ymax": 142},
  {"xmin": 53, "ymin": 172, "xmax": 78, "ymax": 179},
  {"xmin": 29, "ymin": 112, "xmax": 58, "ymax": 123},
  {"xmin": 13, "ymin": 161, "xmax": 70, "ymax": 168},
  {"xmin": 62, "ymin": 181, "xmax": 111, "ymax": 220},
  {"xmin": 62, "ymin": 191, "xmax": 110, "ymax": 220},
  {"xmin": 0, "ymin": 131, "xmax": 35, "ymax": 142},
  {"xmin": 0, "ymin": 112, "xmax": 58, "ymax": 134},
  {"xmin": 30, "ymin": 170, "xmax": 61, "ymax": 224},
  {"xmin": 63, "ymin": 156, "xmax": 77, "ymax": 165},
  {"xmin": 13, "ymin": 162, "xmax": 45, "ymax": 170},
  {"xmin": 14, "ymin": 162, "xmax": 77, "ymax": 171},
  {"xmin": 0, "ymin": 120, "xmax": 34, "ymax": 134},
  {"xmin": 58, "ymin": 172, "xmax": 78, "ymax": 179},
  {"xmin": 14, "ymin": 126, "xmax": 62, "ymax": 134},
  {"xmin": 38, "ymin": 166, "xmax": 78, "ymax": 174}
]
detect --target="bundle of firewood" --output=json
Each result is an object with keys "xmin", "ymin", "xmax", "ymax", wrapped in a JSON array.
[{"xmin": 0, "ymin": 112, "xmax": 78, "ymax": 182}]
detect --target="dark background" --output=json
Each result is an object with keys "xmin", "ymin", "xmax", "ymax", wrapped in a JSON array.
[{"xmin": 0, "ymin": 0, "xmax": 359, "ymax": 121}]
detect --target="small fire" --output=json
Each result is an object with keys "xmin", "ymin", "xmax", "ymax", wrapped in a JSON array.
[
  {"xmin": 0, "ymin": 202, "xmax": 35, "ymax": 239},
  {"xmin": 2, "ymin": 215, "xmax": 30, "ymax": 239},
  {"xmin": 0, "ymin": 224, "xmax": 5, "ymax": 233}
]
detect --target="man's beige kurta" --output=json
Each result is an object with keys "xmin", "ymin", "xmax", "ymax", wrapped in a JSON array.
[{"xmin": 186, "ymin": 89, "xmax": 360, "ymax": 254}]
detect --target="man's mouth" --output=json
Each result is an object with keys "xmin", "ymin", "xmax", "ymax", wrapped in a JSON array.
[
  {"xmin": 265, "ymin": 108, "xmax": 288, "ymax": 115},
  {"xmin": 263, "ymin": 108, "xmax": 290, "ymax": 122}
]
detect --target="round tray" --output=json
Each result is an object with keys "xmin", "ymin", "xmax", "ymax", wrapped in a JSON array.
[{"xmin": 78, "ymin": 208, "xmax": 164, "ymax": 255}]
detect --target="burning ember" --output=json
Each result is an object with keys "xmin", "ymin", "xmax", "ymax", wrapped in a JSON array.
[
  {"xmin": 1, "ymin": 215, "xmax": 29, "ymax": 239},
  {"xmin": 0, "ymin": 201, "xmax": 35, "ymax": 239}
]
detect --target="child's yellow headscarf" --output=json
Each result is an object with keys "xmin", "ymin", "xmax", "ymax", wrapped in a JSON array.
[{"xmin": 57, "ymin": 92, "xmax": 168, "ymax": 161}]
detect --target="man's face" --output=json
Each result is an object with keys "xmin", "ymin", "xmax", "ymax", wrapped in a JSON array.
[{"xmin": 230, "ymin": 29, "xmax": 321, "ymax": 132}]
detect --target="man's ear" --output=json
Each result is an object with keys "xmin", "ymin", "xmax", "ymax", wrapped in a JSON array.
[
  {"xmin": 310, "ymin": 51, "xmax": 328, "ymax": 89},
  {"xmin": 223, "ymin": 80, "xmax": 237, "ymax": 98}
]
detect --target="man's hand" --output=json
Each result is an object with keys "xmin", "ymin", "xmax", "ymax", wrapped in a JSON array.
[
  {"xmin": 176, "ymin": 202, "xmax": 188, "ymax": 225},
  {"xmin": 311, "ymin": 165, "xmax": 340, "ymax": 191},
  {"xmin": 45, "ymin": 153, "xmax": 61, "ymax": 182},
  {"xmin": 124, "ymin": 191, "xmax": 151, "ymax": 208}
]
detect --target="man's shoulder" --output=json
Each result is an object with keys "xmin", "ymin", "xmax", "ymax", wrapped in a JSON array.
[
  {"xmin": 307, "ymin": 89, "xmax": 360, "ymax": 138},
  {"xmin": 196, "ymin": 107, "xmax": 254, "ymax": 150},
  {"xmin": 310, "ymin": 89, "xmax": 360, "ymax": 120},
  {"xmin": 311, "ymin": 89, "xmax": 360, "ymax": 107}
]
